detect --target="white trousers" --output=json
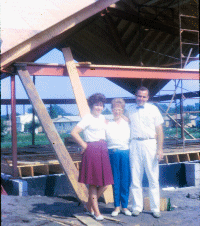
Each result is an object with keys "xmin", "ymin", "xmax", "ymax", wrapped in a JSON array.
[{"xmin": 129, "ymin": 139, "xmax": 160, "ymax": 212}]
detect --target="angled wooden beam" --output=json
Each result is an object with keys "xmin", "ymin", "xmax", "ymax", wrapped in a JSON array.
[
  {"xmin": 16, "ymin": 64, "xmax": 88, "ymax": 203},
  {"xmin": 62, "ymin": 47, "xmax": 90, "ymax": 118}
]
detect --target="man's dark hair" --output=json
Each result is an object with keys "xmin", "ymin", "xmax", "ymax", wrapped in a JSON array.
[
  {"xmin": 88, "ymin": 93, "xmax": 106, "ymax": 109},
  {"xmin": 135, "ymin": 86, "xmax": 150, "ymax": 96}
]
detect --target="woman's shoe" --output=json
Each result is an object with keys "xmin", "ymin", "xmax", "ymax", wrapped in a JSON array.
[
  {"xmin": 93, "ymin": 214, "xmax": 104, "ymax": 221},
  {"xmin": 84, "ymin": 203, "xmax": 94, "ymax": 216},
  {"xmin": 121, "ymin": 209, "xmax": 132, "ymax": 216},
  {"xmin": 111, "ymin": 210, "xmax": 120, "ymax": 217},
  {"xmin": 85, "ymin": 211, "xmax": 95, "ymax": 216}
]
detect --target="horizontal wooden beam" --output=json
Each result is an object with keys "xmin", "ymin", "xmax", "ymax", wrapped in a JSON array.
[{"xmin": 13, "ymin": 62, "xmax": 199, "ymax": 80}]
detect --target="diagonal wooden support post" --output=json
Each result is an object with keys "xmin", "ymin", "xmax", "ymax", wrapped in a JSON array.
[
  {"xmin": 62, "ymin": 47, "xmax": 114, "ymax": 204},
  {"xmin": 62, "ymin": 47, "xmax": 90, "ymax": 118},
  {"xmin": 16, "ymin": 64, "xmax": 88, "ymax": 203}
]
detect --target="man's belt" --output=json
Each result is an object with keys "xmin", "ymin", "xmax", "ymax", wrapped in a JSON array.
[{"xmin": 131, "ymin": 137, "xmax": 155, "ymax": 141}]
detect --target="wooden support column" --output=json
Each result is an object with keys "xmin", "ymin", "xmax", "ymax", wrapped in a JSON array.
[
  {"xmin": 62, "ymin": 47, "xmax": 114, "ymax": 204},
  {"xmin": 11, "ymin": 75, "xmax": 18, "ymax": 178},
  {"xmin": 16, "ymin": 64, "xmax": 88, "ymax": 203}
]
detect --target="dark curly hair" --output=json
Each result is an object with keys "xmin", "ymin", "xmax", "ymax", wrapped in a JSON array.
[{"xmin": 87, "ymin": 93, "xmax": 106, "ymax": 109}]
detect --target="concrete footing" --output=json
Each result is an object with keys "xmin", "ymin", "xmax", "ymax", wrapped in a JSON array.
[{"xmin": 1, "ymin": 161, "xmax": 200, "ymax": 196}]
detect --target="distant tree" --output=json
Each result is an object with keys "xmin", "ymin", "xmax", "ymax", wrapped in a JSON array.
[
  {"xmin": 47, "ymin": 104, "xmax": 70, "ymax": 119},
  {"xmin": 1, "ymin": 118, "xmax": 7, "ymax": 141},
  {"xmin": 184, "ymin": 105, "xmax": 195, "ymax": 112},
  {"xmin": 24, "ymin": 121, "xmax": 41, "ymax": 133},
  {"xmin": 102, "ymin": 108, "xmax": 112, "ymax": 115}
]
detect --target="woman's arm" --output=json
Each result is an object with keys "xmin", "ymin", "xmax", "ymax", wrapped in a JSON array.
[{"xmin": 71, "ymin": 125, "xmax": 87, "ymax": 152}]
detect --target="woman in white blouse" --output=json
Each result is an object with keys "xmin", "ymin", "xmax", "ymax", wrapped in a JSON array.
[
  {"xmin": 106, "ymin": 98, "xmax": 131, "ymax": 217},
  {"xmin": 71, "ymin": 93, "xmax": 114, "ymax": 221}
]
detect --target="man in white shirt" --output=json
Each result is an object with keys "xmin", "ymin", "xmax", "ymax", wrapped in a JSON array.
[{"xmin": 128, "ymin": 86, "xmax": 164, "ymax": 218}]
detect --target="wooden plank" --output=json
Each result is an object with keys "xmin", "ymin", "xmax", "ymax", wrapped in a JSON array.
[
  {"xmin": 37, "ymin": 214, "xmax": 79, "ymax": 226},
  {"xmin": 74, "ymin": 214, "xmax": 103, "ymax": 226},
  {"xmin": 62, "ymin": 47, "xmax": 90, "ymax": 118},
  {"xmin": 187, "ymin": 153, "xmax": 191, "ymax": 161},
  {"xmin": 17, "ymin": 65, "xmax": 88, "ymax": 203}
]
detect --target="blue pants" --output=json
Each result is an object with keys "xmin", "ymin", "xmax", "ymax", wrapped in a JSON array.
[{"xmin": 109, "ymin": 149, "xmax": 131, "ymax": 208}]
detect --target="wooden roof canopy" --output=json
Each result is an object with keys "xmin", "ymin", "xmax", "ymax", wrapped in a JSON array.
[{"xmin": 1, "ymin": 0, "xmax": 199, "ymax": 96}]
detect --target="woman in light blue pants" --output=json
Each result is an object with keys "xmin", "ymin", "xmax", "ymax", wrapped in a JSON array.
[{"xmin": 106, "ymin": 98, "xmax": 131, "ymax": 217}]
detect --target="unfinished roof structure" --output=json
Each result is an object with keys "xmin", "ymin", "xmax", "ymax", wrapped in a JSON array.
[
  {"xmin": 1, "ymin": 0, "xmax": 199, "ymax": 95},
  {"xmin": 1, "ymin": 0, "xmax": 199, "ymax": 203}
]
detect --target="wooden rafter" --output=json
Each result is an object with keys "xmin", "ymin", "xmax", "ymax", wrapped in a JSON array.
[
  {"xmin": 104, "ymin": 14, "xmax": 130, "ymax": 64},
  {"xmin": 146, "ymin": 34, "xmax": 174, "ymax": 66},
  {"xmin": 107, "ymin": 7, "xmax": 179, "ymax": 36}
]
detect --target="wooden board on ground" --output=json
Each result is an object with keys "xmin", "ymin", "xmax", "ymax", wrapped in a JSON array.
[
  {"xmin": 37, "ymin": 214, "xmax": 81, "ymax": 226},
  {"xmin": 74, "ymin": 214, "xmax": 103, "ymax": 226},
  {"xmin": 143, "ymin": 197, "xmax": 167, "ymax": 211},
  {"xmin": 17, "ymin": 64, "xmax": 88, "ymax": 203}
]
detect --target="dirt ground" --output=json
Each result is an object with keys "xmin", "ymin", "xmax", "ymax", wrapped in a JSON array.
[{"xmin": 1, "ymin": 186, "xmax": 200, "ymax": 226}]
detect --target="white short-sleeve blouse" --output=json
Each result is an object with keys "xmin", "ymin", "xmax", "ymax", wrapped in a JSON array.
[
  {"xmin": 106, "ymin": 118, "xmax": 130, "ymax": 150},
  {"xmin": 77, "ymin": 114, "xmax": 106, "ymax": 142}
]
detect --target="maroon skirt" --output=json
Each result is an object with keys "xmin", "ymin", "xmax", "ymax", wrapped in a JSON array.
[{"xmin": 78, "ymin": 140, "xmax": 114, "ymax": 186}]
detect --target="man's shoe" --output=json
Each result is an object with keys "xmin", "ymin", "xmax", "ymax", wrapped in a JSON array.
[
  {"xmin": 152, "ymin": 212, "xmax": 161, "ymax": 218},
  {"xmin": 93, "ymin": 214, "xmax": 104, "ymax": 221},
  {"xmin": 132, "ymin": 210, "xmax": 141, "ymax": 216}
]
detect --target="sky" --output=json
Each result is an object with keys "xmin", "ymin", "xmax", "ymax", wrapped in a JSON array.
[{"xmin": 1, "ymin": 49, "xmax": 199, "ymax": 116}]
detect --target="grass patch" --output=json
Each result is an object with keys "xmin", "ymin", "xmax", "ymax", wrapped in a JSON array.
[{"xmin": 1, "ymin": 133, "xmax": 71, "ymax": 149}]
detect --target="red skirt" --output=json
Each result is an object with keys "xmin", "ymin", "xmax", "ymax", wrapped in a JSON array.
[{"xmin": 78, "ymin": 140, "xmax": 114, "ymax": 186}]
